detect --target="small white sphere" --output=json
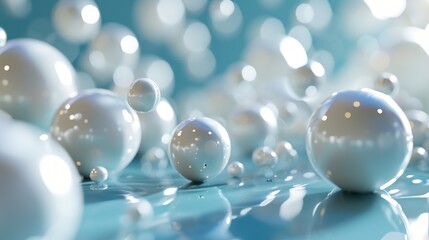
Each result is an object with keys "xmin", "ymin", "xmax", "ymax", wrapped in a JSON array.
[
  {"xmin": 127, "ymin": 78, "xmax": 161, "ymax": 112},
  {"xmin": 306, "ymin": 89, "xmax": 413, "ymax": 192},
  {"xmin": 52, "ymin": 0, "xmax": 101, "ymax": 43},
  {"xmin": 228, "ymin": 104, "xmax": 277, "ymax": 154},
  {"xmin": 51, "ymin": 89, "xmax": 141, "ymax": 177},
  {"xmin": 227, "ymin": 161, "xmax": 244, "ymax": 178},
  {"xmin": 0, "ymin": 39, "xmax": 78, "ymax": 130},
  {"xmin": 140, "ymin": 147, "xmax": 169, "ymax": 177},
  {"xmin": 274, "ymin": 141, "xmax": 298, "ymax": 164},
  {"xmin": 252, "ymin": 146, "xmax": 278, "ymax": 167},
  {"xmin": 89, "ymin": 166, "xmax": 108, "ymax": 183},
  {"xmin": 374, "ymin": 72, "xmax": 399, "ymax": 97},
  {"xmin": 0, "ymin": 27, "xmax": 6, "ymax": 47},
  {"xmin": 169, "ymin": 117, "xmax": 231, "ymax": 182},
  {"xmin": 0, "ymin": 121, "xmax": 82, "ymax": 240}
]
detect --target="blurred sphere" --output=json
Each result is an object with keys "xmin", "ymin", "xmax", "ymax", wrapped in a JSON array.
[
  {"xmin": 405, "ymin": 110, "xmax": 429, "ymax": 147},
  {"xmin": 252, "ymin": 146, "xmax": 278, "ymax": 167},
  {"xmin": 0, "ymin": 27, "xmax": 6, "ymax": 47},
  {"xmin": 82, "ymin": 23, "xmax": 139, "ymax": 87},
  {"xmin": 51, "ymin": 89, "xmax": 141, "ymax": 177},
  {"xmin": 307, "ymin": 89, "xmax": 413, "ymax": 192},
  {"xmin": 409, "ymin": 146, "xmax": 428, "ymax": 166},
  {"xmin": 137, "ymin": 98, "xmax": 177, "ymax": 153},
  {"xmin": 0, "ymin": 121, "xmax": 82, "ymax": 240},
  {"xmin": 373, "ymin": 72, "xmax": 399, "ymax": 97},
  {"xmin": 127, "ymin": 78, "xmax": 161, "ymax": 113},
  {"xmin": 140, "ymin": 147, "xmax": 169, "ymax": 178},
  {"xmin": 1, "ymin": 0, "xmax": 31, "ymax": 18},
  {"xmin": 228, "ymin": 104, "xmax": 277, "ymax": 154},
  {"xmin": 286, "ymin": 61, "xmax": 325, "ymax": 99},
  {"xmin": 274, "ymin": 141, "xmax": 298, "ymax": 165},
  {"xmin": 52, "ymin": 0, "xmax": 101, "ymax": 43},
  {"xmin": 169, "ymin": 117, "xmax": 231, "ymax": 182},
  {"xmin": 209, "ymin": 0, "xmax": 243, "ymax": 36},
  {"xmin": 0, "ymin": 39, "xmax": 78, "ymax": 130},
  {"xmin": 89, "ymin": 166, "xmax": 108, "ymax": 183},
  {"xmin": 134, "ymin": 55, "xmax": 175, "ymax": 97},
  {"xmin": 227, "ymin": 161, "xmax": 244, "ymax": 178}
]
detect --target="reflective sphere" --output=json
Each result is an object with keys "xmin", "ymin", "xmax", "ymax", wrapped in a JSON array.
[
  {"xmin": 374, "ymin": 72, "xmax": 399, "ymax": 97},
  {"xmin": 169, "ymin": 117, "xmax": 231, "ymax": 182},
  {"xmin": 137, "ymin": 98, "xmax": 177, "ymax": 153},
  {"xmin": 127, "ymin": 78, "xmax": 161, "ymax": 112},
  {"xmin": 0, "ymin": 39, "xmax": 78, "ymax": 130},
  {"xmin": 0, "ymin": 27, "xmax": 6, "ymax": 47},
  {"xmin": 252, "ymin": 146, "xmax": 278, "ymax": 167},
  {"xmin": 0, "ymin": 121, "xmax": 82, "ymax": 240},
  {"xmin": 51, "ymin": 89, "xmax": 141, "ymax": 177},
  {"xmin": 89, "ymin": 166, "xmax": 108, "ymax": 183},
  {"xmin": 306, "ymin": 89, "xmax": 413, "ymax": 192},
  {"xmin": 52, "ymin": 0, "xmax": 101, "ymax": 43},
  {"xmin": 228, "ymin": 104, "xmax": 277, "ymax": 154},
  {"xmin": 227, "ymin": 161, "xmax": 244, "ymax": 178}
]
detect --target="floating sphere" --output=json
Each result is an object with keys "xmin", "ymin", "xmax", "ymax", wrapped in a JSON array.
[
  {"xmin": 135, "ymin": 55, "xmax": 175, "ymax": 97},
  {"xmin": 51, "ymin": 89, "xmax": 141, "ymax": 177},
  {"xmin": 137, "ymin": 98, "xmax": 177, "ymax": 153},
  {"xmin": 52, "ymin": 0, "xmax": 101, "ymax": 43},
  {"xmin": 0, "ymin": 27, "xmax": 6, "ymax": 47},
  {"xmin": 227, "ymin": 161, "xmax": 244, "ymax": 178},
  {"xmin": 252, "ymin": 146, "xmax": 278, "ymax": 167},
  {"xmin": 0, "ymin": 39, "xmax": 78, "ymax": 130},
  {"xmin": 140, "ymin": 147, "xmax": 169, "ymax": 177},
  {"xmin": 169, "ymin": 117, "xmax": 231, "ymax": 182},
  {"xmin": 89, "ymin": 166, "xmax": 108, "ymax": 183},
  {"xmin": 0, "ymin": 121, "xmax": 82, "ymax": 240},
  {"xmin": 306, "ymin": 89, "xmax": 413, "ymax": 192},
  {"xmin": 274, "ymin": 141, "xmax": 298, "ymax": 164},
  {"xmin": 373, "ymin": 72, "xmax": 399, "ymax": 97},
  {"xmin": 127, "ymin": 78, "xmax": 161, "ymax": 112},
  {"xmin": 228, "ymin": 104, "xmax": 277, "ymax": 154}
]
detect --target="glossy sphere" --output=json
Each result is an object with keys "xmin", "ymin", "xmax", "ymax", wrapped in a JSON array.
[
  {"xmin": 227, "ymin": 161, "xmax": 244, "ymax": 178},
  {"xmin": 0, "ymin": 121, "xmax": 82, "ymax": 240},
  {"xmin": 137, "ymin": 98, "xmax": 177, "ymax": 153},
  {"xmin": 306, "ymin": 89, "xmax": 413, "ymax": 192},
  {"xmin": 53, "ymin": 0, "xmax": 101, "ymax": 43},
  {"xmin": 0, "ymin": 39, "xmax": 78, "ymax": 130},
  {"xmin": 169, "ymin": 117, "xmax": 231, "ymax": 182},
  {"xmin": 374, "ymin": 72, "xmax": 399, "ymax": 97},
  {"xmin": 0, "ymin": 27, "xmax": 6, "ymax": 47},
  {"xmin": 228, "ymin": 104, "xmax": 277, "ymax": 154},
  {"xmin": 89, "ymin": 166, "xmax": 108, "ymax": 183},
  {"xmin": 127, "ymin": 78, "xmax": 161, "ymax": 112},
  {"xmin": 252, "ymin": 146, "xmax": 278, "ymax": 167},
  {"xmin": 51, "ymin": 89, "xmax": 141, "ymax": 177}
]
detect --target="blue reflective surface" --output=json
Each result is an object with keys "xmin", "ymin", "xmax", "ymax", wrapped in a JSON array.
[{"xmin": 76, "ymin": 155, "xmax": 429, "ymax": 240}]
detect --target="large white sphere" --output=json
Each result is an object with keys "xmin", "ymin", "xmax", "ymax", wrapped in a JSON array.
[
  {"xmin": 169, "ymin": 117, "xmax": 231, "ymax": 182},
  {"xmin": 0, "ymin": 121, "xmax": 82, "ymax": 240},
  {"xmin": 306, "ymin": 89, "xmax": 413, "ymax": 192},
  {"xmin": 52, "ymin": 0, "xmax": 101, "ymax": 43},
  {"xmin": 51, "ymin": 89, "xmax": 141, "ymax": 177},
  {"xmin": 0, "ymin": 39, "xmax": 78, "ymax": 130},
  {"xmin": 137, "ymin": 98, "xmax": 177, "ymax": 153}
]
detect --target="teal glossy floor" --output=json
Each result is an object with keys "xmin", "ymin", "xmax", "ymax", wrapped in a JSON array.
[{"xmin": 76, "ymin": 156, "xmax": 429, "ymax": 240}]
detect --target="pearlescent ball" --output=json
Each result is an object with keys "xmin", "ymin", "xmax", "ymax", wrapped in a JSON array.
[
  {"xmin": 374, "ymin": 72, "xmax": 399, "ymax": 97},
  {"xmin": 0, "ymin": 121, "xmax": 82, "ymax": 240},
  {"xmin": 0, "ymin": 39, "xmax": 78, "ymax": 130},
  {"xmin": 306, "ymin": 89, "xmax": 413, "ymax": 192},
  {"xmin": 227, "ymin": 161, "xmax": 244, "ymax": 178},
  {"xmin": 0, "ymin": 27, "xmax": 6, "ymax": 47},
  {"xmin": 52, "ymin": 0, "xmax": 101, "ymax": 43},
  {"xmin": 137, "ymin": 98, "xmax": 177, "ymax": 153},
  {"xmin": 169, "ymin": 117, "xmax": 231, "ymax": 182},
  {"xmin": 89, "ymin": 166, "xmax": 108, "ymax": 183},
  {"xmin": 252, "ymin": 146, "xmax": 278, "ymax": 167},
  {"xmin": 127, "ymin": 78, "xmax": 161, "ymax": 112},
  {"xmin": 228, "ymin": 104, "xmax": 277, "ymax": 154},
  {"xmin": 51, "ymin": 89, "xmax": 141, "ymax": 177}
]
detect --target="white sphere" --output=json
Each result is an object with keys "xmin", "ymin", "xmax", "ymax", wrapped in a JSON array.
[
  {"xmin": 252, "ymin": 146, "xmax": 278, "ymax": 167},
  {"xmin": 51, "ymin": 89, "xmax": 141, "ymax": 177},
  {"xmin": 137, "ymin": 98, "xmax": 177, "ymax": 153},
  {"xmin": 52, "ymin": 0, "xmax": 101, "ymax": 43},
  {"xmin": 0, "ymin": 121, "xmax": 82, "ymax": 240},
  {"xmin": 0, "ymin": 27, "xmax": 6, "ymax": 47},
  {"xmin": 405, "ymin": 110, "xmax": 429, "ymax": 147},
  {"xmin": 0, "ymin": 39, "xmax": 78, "ymax": 130},
  {"xmin": 89, "ymin": 166, "xmax": 108, "ymax": 183},
  {"xmin": 228, "ymin": 104, "xmax": 277, "ymax": 154},
  {"xmin": 127, "ymin": 78, "xmax": 161, "ymax": 112},
  {"xmin": 374, "ymin": 72, "xmax": 399, "ymax": 97},
  {"xmin": 169, "ymin": 117, "xmax": 231, "ymax": 182},
  {"xmin": 306, "ymin": 89, "xmax": 413, "ymax": 192},
  {"xmin": 227, "ymin": 161, "xmax": 244, "ymax": 178}
]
